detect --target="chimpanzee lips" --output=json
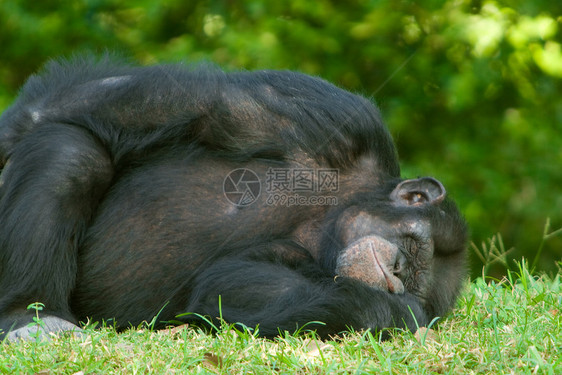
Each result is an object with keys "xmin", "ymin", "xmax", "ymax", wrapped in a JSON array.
[{"xmin": 335, "ymin": 235, "xmax": 405, "ymax": 294}]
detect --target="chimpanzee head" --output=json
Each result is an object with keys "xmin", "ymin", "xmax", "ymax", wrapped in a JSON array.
[{"xmin": 322, "ymin": 177, "xmax": 468, "ymax": 311}]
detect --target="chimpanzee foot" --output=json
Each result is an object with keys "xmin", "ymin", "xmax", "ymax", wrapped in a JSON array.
[{"xmin": 4, "ymin": 316, "xmax": 83, "ymax": 342}]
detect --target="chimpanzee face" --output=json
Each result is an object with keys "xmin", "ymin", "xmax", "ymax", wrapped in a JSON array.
[{"xmin": 333, "ymin": 177, "xmax": 450, "ymax": 299}]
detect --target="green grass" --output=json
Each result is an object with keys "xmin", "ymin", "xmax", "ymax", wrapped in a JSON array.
[{"xmin": 2, "ymin": 260, "xmax": 560, "ymax": 374}]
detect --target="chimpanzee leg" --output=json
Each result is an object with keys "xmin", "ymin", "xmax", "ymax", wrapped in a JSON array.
[
  {"xmin": 185, "ymin": 257, "xmax": 427, "ymax": 338},
  {"xmin": 0, "ymin": 124, "xmax": 113, "ymax": 339}
]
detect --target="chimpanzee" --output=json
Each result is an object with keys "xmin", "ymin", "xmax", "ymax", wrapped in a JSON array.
[{"xmin": 0, "ymin": 56, "xmax": 468, "ymax": 341}]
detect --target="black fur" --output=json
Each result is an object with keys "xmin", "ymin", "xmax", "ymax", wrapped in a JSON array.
[{"xmin": 0, "ymin": 56, "xmax": 467, "ymax": 340}]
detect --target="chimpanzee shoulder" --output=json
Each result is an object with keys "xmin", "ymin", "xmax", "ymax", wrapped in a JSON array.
[{"xmin": 1, "ymin": 56, "xmax": 399, "ymax": 174}]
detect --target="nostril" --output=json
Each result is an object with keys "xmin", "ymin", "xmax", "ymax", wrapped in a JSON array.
[{"xmin": 393, "ymin": 254, "xmax": 406, "ymax": 276}]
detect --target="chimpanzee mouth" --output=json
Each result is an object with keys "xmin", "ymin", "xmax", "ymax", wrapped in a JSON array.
[{"xmin": 335, "ymin": 235, "xmax": 405, "ymax": 294}]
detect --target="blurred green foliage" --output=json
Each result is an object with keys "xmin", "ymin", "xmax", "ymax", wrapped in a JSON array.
[{"xmin": 0, "ymin": 0, "xmax": 561, "ymax": 277}]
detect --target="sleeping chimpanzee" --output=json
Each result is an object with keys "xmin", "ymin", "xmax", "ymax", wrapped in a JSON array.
[{"xmin": 0, "ymin": 56, "xmax": 468, "ymax": 341}]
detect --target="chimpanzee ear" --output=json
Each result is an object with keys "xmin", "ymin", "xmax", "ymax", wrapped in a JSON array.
[{"xmin": 390, "ymin": 177, "xmax": 446, "ymax": 207}]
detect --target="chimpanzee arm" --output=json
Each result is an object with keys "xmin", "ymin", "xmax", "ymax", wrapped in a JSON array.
[
  {"xmin": 184, "ymin": 257, "xmax": 427, "ymax": 338},
  {"xmin": 0, "ymin": 123, "xmax": 113, "ymax": 338}
]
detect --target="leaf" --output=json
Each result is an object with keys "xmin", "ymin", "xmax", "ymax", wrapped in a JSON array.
[
  {"xmin": 203, "ymin": 352, "xmax": 223, "ymax": 369},
  {"xmin": 303, "ymin": 338, "xmax": 330, "ymax": 358},
  {"xmin": 166, "ymin": 324, "xmax": 190, "ymax": 336},
  {"xmin": 414, "ymin": 327, "xmax": 438, "ymax": 343}
]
